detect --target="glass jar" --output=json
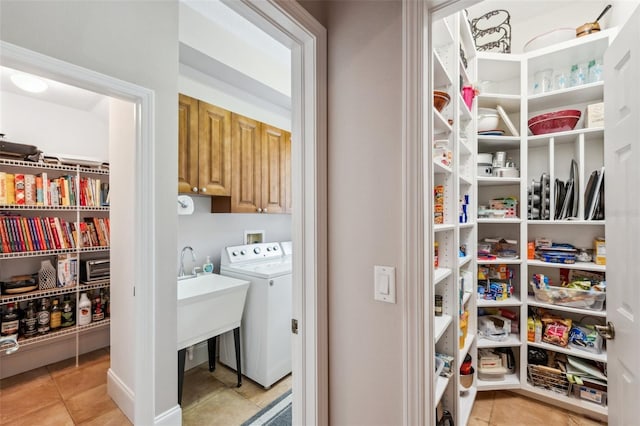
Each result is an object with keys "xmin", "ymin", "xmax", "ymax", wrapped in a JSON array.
[
  {"xmin": 570, "ymin": 62, "xmax": 588, "ymax": 87},
  {"xmin": 588, "ymin": 58, "xmax": 604, "ymax": 83}
]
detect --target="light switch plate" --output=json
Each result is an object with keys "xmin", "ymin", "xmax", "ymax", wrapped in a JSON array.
[{"xmin": 374, "ymin": 265, "xmax": 396, "ymax": 303}]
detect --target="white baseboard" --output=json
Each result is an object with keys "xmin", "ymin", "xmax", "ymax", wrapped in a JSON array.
[
  {"xmin": 107, "ymin": 368, "xmax": 135, "ymax": 423},
  {"xmin": 155, "ymin": 405, "xmax": 182, "ymax": 426}
]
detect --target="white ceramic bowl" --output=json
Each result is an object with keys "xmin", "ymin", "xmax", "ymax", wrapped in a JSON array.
[
  {"xmin": 478, "ymin": 108, "xmax": 499, "ymax": 132},
  {"xmin": 523, "ymin": 28, "xmax": 575, "ymax": 53}
]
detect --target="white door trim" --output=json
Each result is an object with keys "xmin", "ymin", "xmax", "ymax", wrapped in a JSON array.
[
  {"xmin": 0, "ymin": 40, "xmax": 156, "ymax": 425},
  {"xmin": 218, "ymin": 1, "xmax": 327, "ymax": 424}
]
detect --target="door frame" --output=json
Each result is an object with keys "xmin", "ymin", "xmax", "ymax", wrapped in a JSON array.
[{"xmin": 216, "ymin": 1, "xmax": 328, "ymax": 424}]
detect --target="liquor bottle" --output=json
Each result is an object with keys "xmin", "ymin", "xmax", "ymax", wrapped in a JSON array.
[
  {"xmin": 37, "ymin": 298, "xmax": 50, "ymax": 334},
  {"xmin": 1, "ymin": 303, "xmax": 20, "ymax": 337},
  {"xmin": 92, "ymin": 293, "xmax": 104, "ymax": 322},
  {"xmin": 21, "ymin": 300, "xmax": 38, "ymax": 338},
  {"xmin": 50, "ymin": 299, "xmax": 62, "ymax": 331},
  {"xmin": 61, "ymin": 294, "xmax": 75, "ymax": 328},
  {"xmin": 78, "ymin": 293, "xmax": 91, "ymax": 326}
]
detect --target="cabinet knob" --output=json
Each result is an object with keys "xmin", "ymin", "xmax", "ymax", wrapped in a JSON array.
[
  {"xmin": 192, "ymin": 187, "xmax": 198, "ymax": 192},
  {"xmin": 200, "ymin": 187, "xmax": 207, "ymax": 193},
  {"xmin": 263, "ymin": 208, "xmax": 268, "ymax": 213},
  {"xmin": 257, "ymin": 208, "xmax": 263, "ymax": 213}
]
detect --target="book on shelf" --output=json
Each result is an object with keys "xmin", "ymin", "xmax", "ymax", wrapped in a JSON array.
[
  {"xmin": 24, "ymin": 174, "xmax": 36, "ymax": 205},
  {"xmin": 6, "ymin": 173, "xmax": 15, "ymax": 205},
  {"xmin": 0, "ymin": 171, "xmax": 6, "ymax": 204},
  {"xmin": 14, "ymin": 174, "xmax": 25, "ymax": 205}
]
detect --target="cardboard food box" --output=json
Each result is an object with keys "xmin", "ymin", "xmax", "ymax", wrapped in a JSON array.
[
  {"xmin": 594, "ymin": 237, "xmax": 606, "ymax": 265},
  {"xmin": 586, "ymin": 102, "xmax": 604, "ymax": 128}
]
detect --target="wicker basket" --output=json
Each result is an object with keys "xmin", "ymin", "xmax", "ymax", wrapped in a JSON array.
[{"xmin": 527, "ymin": 364, "xmax": 570, "ymax": 395}]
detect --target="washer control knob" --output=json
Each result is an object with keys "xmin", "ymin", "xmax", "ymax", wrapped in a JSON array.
[
  {"xmin": 254, "ymin": 247, "xmax": 261, "ymax": 254},
  {"xmin": 273, "ymin": 245, "xmax": 279, "ymax": 251},
  {"xmin": 232, "ymin": 251, "xmax": 239, "ymax": 256},
  {"xmin": 240, "ymin": 250, "xmax": 246, "ymax": 255},
  {"xmin": 267, "ymin": 247, "xmax": 272, "ymax": 251}
]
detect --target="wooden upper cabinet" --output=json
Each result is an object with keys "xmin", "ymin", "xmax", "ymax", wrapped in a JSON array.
[
  {"xmin": 177, "ymin": 94, "xmax": 231, "ymax": 196},
  {"xmin": 231, "ymin": 113, "xmax": 262, "ymax": 213},
  {"xmin": 198, "ymin": 102, "xmax": 231, "ymax": 196},
  {"xmin": 230, "ymin": 115, "xmax": 292, "ymax": 214},
  {"xmin": 261, "ymin": 124, "xmax": 289, "ymax": 214},
  {"xmin": 178, "ymin": 94, "xmax": 199, "ymax": 194}
]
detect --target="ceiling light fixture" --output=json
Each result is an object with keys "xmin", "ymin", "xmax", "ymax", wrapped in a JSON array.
[{"xmin": 10, "ymin": 73, "xmax": 48, "ymax": 93}]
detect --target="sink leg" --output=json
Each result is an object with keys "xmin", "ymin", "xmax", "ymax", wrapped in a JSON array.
[
  {"xmin": 178, "ymin": 348, "xmax": 186, "ymax": 405},
  {"xmin": 207, "ymin": 336, "xmax": 217, "ymax": 372},
  {"xmin": 234, "ymin": 327, "xmax": 242, "ymax": 387}
]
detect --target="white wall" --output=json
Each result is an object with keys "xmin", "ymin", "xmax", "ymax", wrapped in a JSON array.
[
  {"xmin": 177, "ymin": 196, "xmax": 291, "ymax": 275},
  {"xmin": 0, "ymin": 90, "xmax": 109, "ymax": 160},
  {"xmin": 467, "ymin": 1, "xmax": 640, "ymax": 54},
  {"xmin": 0, "ymin": 1, "xmax": 179, "ymax": 422},
  {"xmin": 323, "ymin": 1, "xmax": 404, "ymax": 424}
]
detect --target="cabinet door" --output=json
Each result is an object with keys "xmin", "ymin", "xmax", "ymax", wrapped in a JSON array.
[
  {"xmin": 198, "ymin": 102, "xmax": 231, "ymax": 196},
  {"xmin": 284, "ymin": 131, "xmax": 292, "ymax": 213},
  {"xmin": 261, "ymin": 124, "xmax": 288, "ymax": 214},
  {"xmin": 178, "ymin": 94, "xmax": 199, "ymax": 194},
  {"xmin": 231, "ymin": 114, "xmax": 262, "ymax": 213}
]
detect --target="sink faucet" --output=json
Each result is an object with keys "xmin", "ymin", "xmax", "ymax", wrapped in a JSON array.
[{"xmin": 179, "ymin": 246, "xmax": 197, "ymax": 278}]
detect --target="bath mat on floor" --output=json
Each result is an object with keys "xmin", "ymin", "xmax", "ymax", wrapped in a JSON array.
[{"xmin": 242, "ymin": 389, "xmax": 292, "ymax": 426}]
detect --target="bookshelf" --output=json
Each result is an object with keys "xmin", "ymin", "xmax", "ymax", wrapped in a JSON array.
[{"xmin": 0, "ymin": 158, "xmax": 110, "ymax": 378}]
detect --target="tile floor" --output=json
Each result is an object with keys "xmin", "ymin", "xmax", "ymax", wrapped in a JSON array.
[
  {"xmin": 469, "ymin": 390, "xmax": 607, "ymax": 426},
  {"xmin": 1, "ymin": 349, "xmax": 608, "ymax": 426},
  {"xmin": 0, "ymin": 348, "xmax": 291, "ymax": 426}
]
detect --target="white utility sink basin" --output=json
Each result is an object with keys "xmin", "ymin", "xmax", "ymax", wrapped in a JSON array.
[{"xmin": 177, "ymin": 273, "xmax": 249, "ymax": 350}]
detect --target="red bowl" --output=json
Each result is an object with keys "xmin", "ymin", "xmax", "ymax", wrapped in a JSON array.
[{"xmin": 528, "ymin": 109, "xmax": 581, "ymax": 135}]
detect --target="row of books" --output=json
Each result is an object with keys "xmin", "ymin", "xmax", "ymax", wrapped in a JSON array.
[
  {"xmin": 0, "ymin": 172, "xmax": 109, "ymax": 207},
  {"xmin": 0, "ymin": 215, "xmax": 110, "ymax": 253}
]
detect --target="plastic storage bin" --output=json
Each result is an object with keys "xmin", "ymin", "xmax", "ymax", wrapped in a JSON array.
[{"xmin": 530, "ymin": 283, "xmax": 605, "ymax": 310}]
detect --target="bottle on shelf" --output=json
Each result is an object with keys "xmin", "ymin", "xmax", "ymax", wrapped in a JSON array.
[
  {"xmin": 103, "ymin": 289, "xmax": 110, "ymax": 318},
  {"xmin": 1, "ymin": 303, "xmax": 20, "ymax": 338},
  {"xmin": 21, "ymin": 300, "xmax": 38, "ymax": 338},
  {"xmin": 61, "ymin": 294, "xmax": 75, "ymax": 328},
  {"xmin": 92, "ymin": 292, "xmax": 104, "ymax": 322},
  {"xmin": 37, "ymin": 298, "xmax": 51, "ymax": 335},
  {"xmin": 49, "ymin": 299, "xmax": 62, "ymax": 331},
  {"xmin": 78, "ymin": 293, "xmax": 92, "ymax": 326}
]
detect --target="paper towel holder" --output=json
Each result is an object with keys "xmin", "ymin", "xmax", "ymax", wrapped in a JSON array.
[{"xmin": 177, "ymin": 195, "xmax": 195, "ymax": 215}]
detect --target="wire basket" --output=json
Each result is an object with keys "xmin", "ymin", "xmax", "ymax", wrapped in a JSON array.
[{"xmin": 527, "ymin": 364, "xmax": 570, "ymax": 395}]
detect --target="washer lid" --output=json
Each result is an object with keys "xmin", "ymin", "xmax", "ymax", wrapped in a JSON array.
[{"xmin": 221, "ymin": 258, "xmax": 292, "ymax": 279}]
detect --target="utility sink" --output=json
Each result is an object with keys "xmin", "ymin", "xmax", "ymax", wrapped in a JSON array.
[{"xmin": 177, "ymin": 273, "xmax": 249, "ymax": 350}]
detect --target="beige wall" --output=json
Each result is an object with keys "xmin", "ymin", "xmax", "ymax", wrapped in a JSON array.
[
  {"xmin": 0, "ymin": 0, "xmax": 179, "ymax": 420},
  {"xmin": 311, "ymin": 1, "xmax": 406, "ymax": 423}
]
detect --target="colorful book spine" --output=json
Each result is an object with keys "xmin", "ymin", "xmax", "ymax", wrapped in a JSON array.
[
  {"xmin": 24, "ymin": 174, "xmax": 37, "ymax": 205},
  {"xmin": 0, "ymin": 218, "xmax": 11, "ymax": 252},
  {"xmin": 14, "ymin": 174, "xmax": 26, "ymax": 205},
  {"xmin": 6, "ymin": 173, "xmax": 15, "ymax": 205},
  {"xmin": 0, "ymin": 172, "xmax": 6, "ymax": 205}
]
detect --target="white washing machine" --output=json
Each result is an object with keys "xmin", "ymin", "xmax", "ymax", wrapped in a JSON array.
[{"xmin": 219, "ymin": 242, "xmax": 292, "ymax": 389}]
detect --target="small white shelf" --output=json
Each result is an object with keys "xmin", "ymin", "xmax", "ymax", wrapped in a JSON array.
[
  {"xmin": 459, "ymin": 174, "xmax": 473, "ymax": 185},
  {"xmin": 434, "ymin": 224, "xmax": 456, "ymax": 232},
  {"xmin": 528, "ymin": 219, "xmax": 605, "ymax": 226},
  {"xmin": 13, "ymin": 319, "xmax": 110, "ymax": 350},
  {"xmin": 435, "ymin": 376, "xmax": 450, "ymax": 406},
  {"xmin": 433, "ymin": 50, "xmax": 453, "ymax": 88},
  {"xmin": 477, "ymin": 218, "xmax": 522, "ymax": 224},
  {"xmin": 477, "ymin": 258, "xmax": 521, "ymax": 265},
  {"xmin": 527, "ymin": 259, "xmax": 606, "ymax": 272},
  {"xmin": 527, "ymin": 341, "xmax": 607, "ymax": 363},
  {"xmin": 458, "ymin": 93, "xmax": 472, "ymax": 121},
  {"xmin": 521, "ymin": 383, "xmax": 608, "ymax": 417},
  {"xmin": 435, "ymin": 314, "xmax": 453, "ymax": 343},
  {"xmin": 477, "ymin": 334, "xmax": 521, "ymax": 349},
  {"xmin": 459, "ymin": 222, "xmax": 475, "ymax": 229},
  {"xmin": 459, "ymin": 333, "xmax": 475, "ymax": 361},
  {"xmin": 434, "ymin": 109, "xmax": 453, "ymax": 134},
  {"xmin": 477, "ymin": 136, "xmax": 521, "ymax": 152},
  {"xmin": 434, "ymin": 160, "xmax": 453, "ymax": 175},
  {"xmin": 477, "ymin": 177, "xmax": 521, "ymax": 186},
  {"xmin": 462, "ymin": 291, "xmax": 472, "ymax": 307},
  {"xmin": 527, "ymin": 295, "xmax": 607, "ymax": 318},
  {"xmin": 477, "ymin": 93, "xmax": 521, "ymax": 111},
  {"xmin": 460, "ymin": 58, "xmax": 472, "ymax": 87},
  {"xmin": 458, "ymin": 386, "xmax": 477, "ymax": 426},
  {"xmin": 459, "ymin": 138, "xmax": 472, "ymax": 155},
  {"xmin": 458, "ymin": 255, "xmax": 472, "ymax": 267},
  {"xmin": 434, "ymin": 267, "xmax": 452, "ymax": 285},
  {"xmin": 477, "ymin": 372, "xmax": 521, "ymax": 391},
  {"xmin": 528, "ymin": 81, "xmax": 604, "ymax": 112},
  {"xmin": 528, "ymin": 127, "xmax": 604, "ymax": 148},
  {"xmin": 477, "ymin": 296, "xmax": 522, "ymax": 308}
]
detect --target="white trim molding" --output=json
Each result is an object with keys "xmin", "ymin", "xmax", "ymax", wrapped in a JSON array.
[
  {"xmin": 402, "ymin": 1, "xmax": 430, "ymax": 425},
  {"xmin": 219, "ymin": 1, "xmax": 328, "ymax": 425}
]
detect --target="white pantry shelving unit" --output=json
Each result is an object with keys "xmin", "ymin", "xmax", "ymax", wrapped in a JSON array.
[
  {"xmin": 473, "ymin": 28, "xmax": 616, "ymax": 422},
  {"xmin": 429, "ymin": 10, "xmax": 478, "ymax": 425}
]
